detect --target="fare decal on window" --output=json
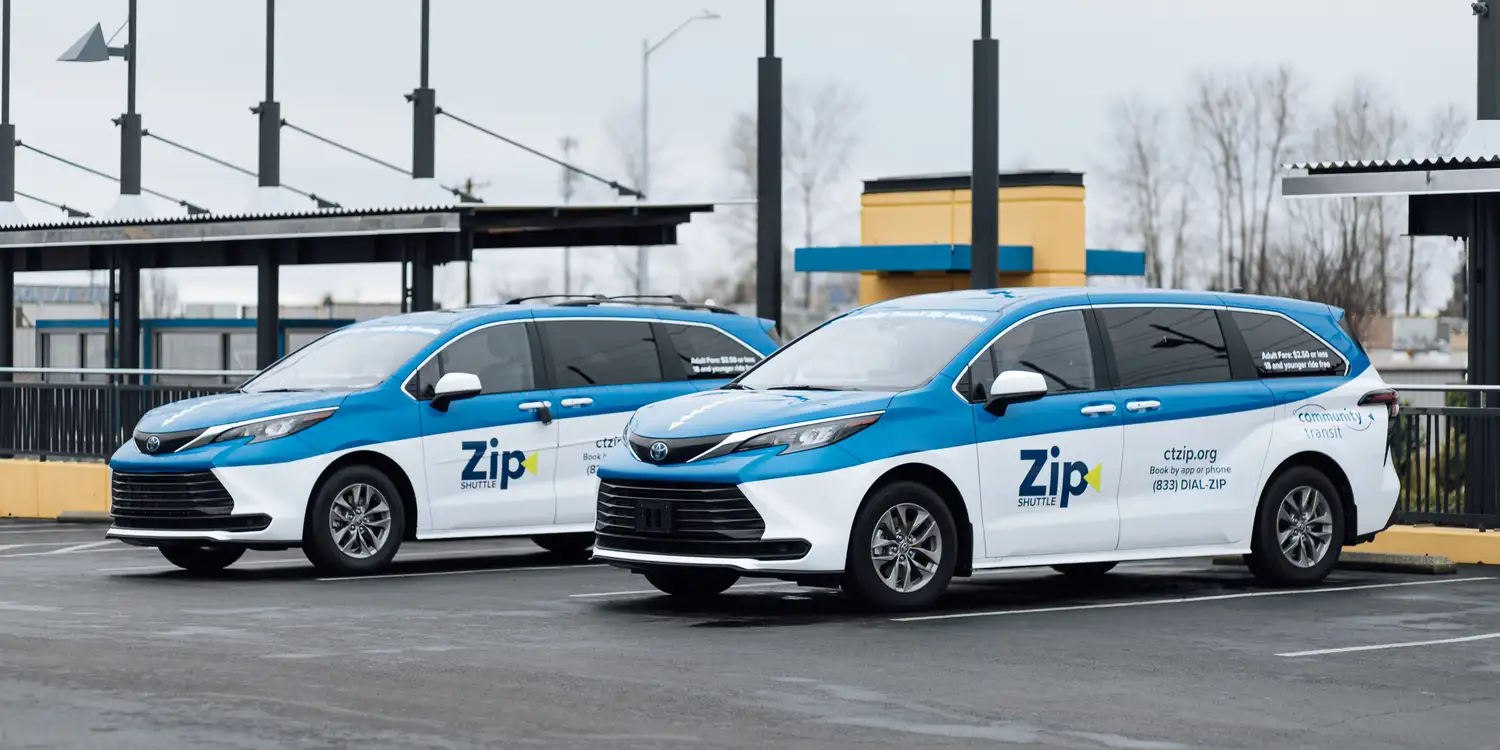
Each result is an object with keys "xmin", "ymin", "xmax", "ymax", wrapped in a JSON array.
[
  {"xmin": 1259, "ymin": 349, "xmax": 1332, "ymax": 373},
  {"xmin": 689, "ymin": 355, "xmax": 758, "ymax": 375}
]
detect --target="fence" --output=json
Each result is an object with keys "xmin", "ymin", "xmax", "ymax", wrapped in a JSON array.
[
  {"xmin": 1, "ymin": 369, "xmax": 1497, "ymax": 529},
  {"xmin": 1387, "ymin": 384, "xmax": 1500, "ymax": 530},
  {"xmin": 0, "ymin": 368, "xmax": 249, "ymax": 460}
]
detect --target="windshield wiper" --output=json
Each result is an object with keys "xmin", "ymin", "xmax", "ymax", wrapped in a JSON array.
[
  {"xmin": 722, "ymin": 383, "xmax": 753, "ymax": 390},
  {"xmin": 766, "ymin": 385, "xmax": 849, "ymax": 391},
  {"xmin": 245, "ymin": 388, "xmax": 305, "ymax": 394}
]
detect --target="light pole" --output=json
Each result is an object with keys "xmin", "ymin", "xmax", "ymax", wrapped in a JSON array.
[
  {"xmin": 0, "ymin": 0, "xmax": 24, "ymax": 225},
  {"xmin": 756, "ymin": 0, "xmax": 781, "ymax": 332},
  {"xmin": 970, "ymin": 0, "xmax": 1000, "ymax": 290},
  {"xmin": 639, "ymin": 8, "xmax": 720, "ymax": 295},
  {"xmin": 59, "ymin": 0, "xmax": 146, "ymax": 219}
]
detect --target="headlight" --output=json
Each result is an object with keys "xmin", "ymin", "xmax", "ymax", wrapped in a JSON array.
[
  {"xmin": 733, "ymin": 413, "xmax": 880, "ymax": 456},
  {"xmin": 210, "ymin": 409, "xmax": 337, "ymax": 445}
]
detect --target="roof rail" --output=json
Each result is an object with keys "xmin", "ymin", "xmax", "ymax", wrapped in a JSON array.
[
  {"xmin": 505, "ymin": 294, "xmax": 607, "ymax": 305},
  {"xmin": 551, "ymin": 295, "xmax": 738, "ymax": 315}
]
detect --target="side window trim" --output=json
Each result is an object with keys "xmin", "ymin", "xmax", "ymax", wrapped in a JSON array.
[
  {"xmin": 1083, "ymin": 307, "xmax": 1117, "ymax": 390},
  {"xmin": 1216, "ymin": 309, "xmax": 1259, "ymax": 381},
  {"xmin": 1228, "ymin": 308, "xmax": 1351, "ymax": 378},
  {"xmin": 650, "ymin": 321, "xmax": 689, "ymax": 382}
]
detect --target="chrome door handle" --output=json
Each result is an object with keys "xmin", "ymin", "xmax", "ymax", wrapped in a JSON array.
[
  {"xmin": 1080, "ymin": 404, "xmax": 1117, "ymax": 416},
  {"xmin": 518, "ymin": 401, "xmax": 552, "ymax": 411},
  {"xmin": 559, "ymin": 397, "xmax": 594, "ymax": 408},
  {"xmin": 1125, "ymin": 400, "xmax": 1161, "ymax": 412}
]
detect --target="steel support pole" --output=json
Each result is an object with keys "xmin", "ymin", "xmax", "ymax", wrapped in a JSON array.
[
  {"xmin": 1481, "ymin": 1, "xmax": 1500, "ymax": 121},
  {"xmin": 970, "ymin": 0, "xmax": 999, "ymax": 290},
  {"xmin": 0, "ymin": 249, "xmax": 12, "ymax": 380},
  {"xmin": 1, "ymin": 0, "xmax": 14, "ymax": 204},
  {"xmin": 410, "ymin": 238, "xmax": 434, "ymax": 312},
  {"xmin": 256, "ymin": 244, "xmax": 280, "ymax": 368},
  {"xmin": 256, "ymin": 0, "xmax": 280, "ymax": 187},
  {"xmin": 119, "ymin": 0, "xmax": 141, "ymax": 196},
  {"xmin": 755, "ymin": 0, "xmax": 782, "ymax": 332},
  {"xmin": 118, "ymin": 256, "xmax": 140, "ymax": 374},
  {"xmin": 411, "ymin": 0, "xmax": 435, "ymax": 180},
  {"xmin": 637, "ymin": 39, "xmax": 650, "ymax": 296}
]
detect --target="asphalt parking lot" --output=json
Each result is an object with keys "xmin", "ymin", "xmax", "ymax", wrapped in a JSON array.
[{"xmin": 1, "ymin": 521, "xmax": 1497, "ymax": 750}]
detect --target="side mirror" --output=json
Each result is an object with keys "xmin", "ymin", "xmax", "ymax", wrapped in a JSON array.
[
  {"xmin": 430, "ymin": 372, "xmax": 482, "ymax": 412},
  {"xmin": 983, "ymin": 370, "xmax": 1048, "ymax": 416}
]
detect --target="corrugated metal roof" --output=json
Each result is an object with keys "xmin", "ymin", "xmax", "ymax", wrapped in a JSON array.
[
  {"xmin": 1283, "ymin": 155, "xmax": 1500, "ymax": 173},
  {"xmin": 0, "ymin": 203, "xmax": 462, "ymax": 233}
]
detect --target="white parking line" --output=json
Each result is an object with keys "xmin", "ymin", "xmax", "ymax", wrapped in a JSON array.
[
  {"xmin": 0, "ymin": 544, "xmax": 151, "ymax": 559},
  {"xmin": 317, "ymin": 564, "xmax": 606, "ymax": 582},
  {"xmin": 892, "ymin": 577, "xmax": 1498, "ymax": 623},
  {"xmin": 569, "ymin": 581, "xmax": 793, "ymax": 599},
  {"xmin": 0, "ymin": 527, "xmax": 102, "ymax": 536},
  {"xmin": 1278, "ymin": 632, "xmax": 1500, "ymax": 658},
  {"xmin": 96, "ymin": 545, "xmax": 564, "ymax": 574}
]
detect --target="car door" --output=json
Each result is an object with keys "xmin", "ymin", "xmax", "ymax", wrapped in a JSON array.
[
  {"xmin": 539, "ymin": 317, "xmax": 697, "ymax": 526},
  {"xmin": 968, "ymin": 308, "xmax": 1124, "ymax": 558},
  {"xmin": 1099, "ymin": 305, "xmax": 1275, "ymax": 550},
  {"xmin": 412, "ymin": 321, "xmax": 559, "ymax": 532}
]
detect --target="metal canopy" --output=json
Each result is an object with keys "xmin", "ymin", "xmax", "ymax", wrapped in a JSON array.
[
  {"xmin": 1282, "ymin": 159, "xmax": 1500, "ymax": 199},
  {"xmin": 0, "ymin": 202, "xmax": 713, "ymax": 272}
]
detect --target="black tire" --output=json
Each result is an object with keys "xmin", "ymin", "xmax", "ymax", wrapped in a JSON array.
[
  {"xmin": 1247, "ymin": 465, "xmax": 1344, "ymax": 587},
  {"xmin": 159, "ymin": 544, "xmax": 244, "ymax": 573},
  {"xmin": 643, "ymin": 568, "xmax": 740, "ymax": 600},
  {"xmin": 532, "ymin": 533, "xmax": 595, "ymax": 560},
  {"xmin": 1052, "ymin": 561, "xmax": 1117, "ymax": 577},
  {"xmin": 841, "ymin": 481, "xmax": 959, "ymax": 612},
  {"xmin": 303, "ymin": 465, "xmax": 406, "ymax": 576}
]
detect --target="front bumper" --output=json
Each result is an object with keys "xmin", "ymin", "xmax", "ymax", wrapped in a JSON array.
[
  {"xmin": 106, "ymin": 442, "xmax": 335, "ymax": 545},
  {"xmin": 593, "ymin": 461, "xmax": 875, "ymax": 575}
]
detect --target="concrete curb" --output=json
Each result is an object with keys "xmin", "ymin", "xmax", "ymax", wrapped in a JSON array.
[
  {"xmin": 55, "ymin": 511, "xmax": 113, "ymax": 525},
  {"xmin": 1212, "ymin": 551, "xmax": 1458, "ymax": 575}
]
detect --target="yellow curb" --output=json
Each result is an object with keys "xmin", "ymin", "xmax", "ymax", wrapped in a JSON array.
[
  {"xmin": 0, "ymin": 459, "xmax": 109, "ymax": 520},
  {"xmin": 1353, "ymin": 525, "xmax": 1500, "ymax": 566}
]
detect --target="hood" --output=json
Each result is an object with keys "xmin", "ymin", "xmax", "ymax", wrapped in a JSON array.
[
  {"xmin": 134, "ymin": 390, "xmax": 350, "ymax": 434},
  {"xmin": 631, "ymin": 388, "xmax": 896, "ymax": 439}
]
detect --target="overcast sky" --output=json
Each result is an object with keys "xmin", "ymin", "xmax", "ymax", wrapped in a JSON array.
[{"xmin": 7, "ymin": 0, "xmax": 1480, "ymax": 309}]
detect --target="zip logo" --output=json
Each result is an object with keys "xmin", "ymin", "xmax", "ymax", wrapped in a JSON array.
[
  {"xmin": 1018, "ymin": 446, "xmax": 1101, "ymax": 509},
  {"xmin": 460, "ymin": 438, "xmax": 538, "ymax": 490}
]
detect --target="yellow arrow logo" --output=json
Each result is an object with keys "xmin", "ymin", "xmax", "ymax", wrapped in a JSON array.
[
  {"xmin": 1084, "ymin": 463, "xmax": 1102, "ymax": 492},
  {"xmin": 522, "ymin": 452, "xmax": 538, "ymax": 475}
]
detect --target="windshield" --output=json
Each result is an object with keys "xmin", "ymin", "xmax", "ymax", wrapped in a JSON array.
[
  {"xmin": 736, "ymin": 309, "xmax": 995, "ymax": 391},
  {"xmin": 240, "ymin": 325, "xmax": 444, "ymax": 393}
]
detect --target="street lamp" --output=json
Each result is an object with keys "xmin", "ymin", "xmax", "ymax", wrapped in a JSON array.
[
  {"xmin": 637, "ymin": 8, "xmax": 720, "ymax": 295},
  {"xmin": 59, "ymin": 0, "xmax": 147, "ymax": 219},
  {"xmin": 0, "ymin": 0, "xmax": 26, "ymax": 225}
]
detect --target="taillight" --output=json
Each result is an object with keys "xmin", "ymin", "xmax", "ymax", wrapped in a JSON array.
[{"xmin": 1359, "ymin": 388, "xmax": 1399, "ymax": 418}]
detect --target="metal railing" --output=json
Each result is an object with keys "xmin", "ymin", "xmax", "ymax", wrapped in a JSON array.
[
  {"xmin": 1386, "ymin": 383, "xmax": 1500, "ymax": 530},
  {"xmin": 0, "ymin": 367, "xmax": 252, "ymax": 461}
]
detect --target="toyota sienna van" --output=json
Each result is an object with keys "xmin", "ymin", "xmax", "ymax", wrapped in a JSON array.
[{"xmin": 594, "ymin": 289, "xmax": 1400, "ymax": 611}]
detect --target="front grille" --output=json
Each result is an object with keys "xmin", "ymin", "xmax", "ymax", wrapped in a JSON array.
[
  {"xmin": 596, "ymin": 479, "xmax": 809, "ymax": 561},
  {"xmin": 627, "ymin": 433, "xmax": 729, "ymax": 464},
  {"xmin": 111, "ymin": 471, "xmax": 244, "ymax": 530},
  {"xmin": 133, "ymin": 428, "xmax": 207, "ymax": 455}
]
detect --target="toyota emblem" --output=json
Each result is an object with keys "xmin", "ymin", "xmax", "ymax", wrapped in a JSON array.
[
  {"xmin": 648, "ymin": 441, "xmax": 669, "ymax": 462},
  {"xmin": 144, "ymin": 435, "xmax": 160, "ymax": 453}
]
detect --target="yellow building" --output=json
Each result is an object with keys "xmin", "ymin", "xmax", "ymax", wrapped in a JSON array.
[{"xmin": 795, "ymin": 171, "xmax": 1144, "ymax": 305}]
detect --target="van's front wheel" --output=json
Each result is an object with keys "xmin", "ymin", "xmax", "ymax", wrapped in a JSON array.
[
  {"xmin": 160, "ymin": 544, "xmax": 244, "ymax": 573},
  {"xmin": 303, "ymin": 466, "xmax": 406, "ymax": 576},
  {"xmin": 842, "ymin": 482, "xmax": 957, "ymax": 612}
]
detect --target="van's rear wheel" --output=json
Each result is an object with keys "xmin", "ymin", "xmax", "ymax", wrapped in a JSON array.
[
  {"xmin": 842, "ymin": 481, "xmax": 958, "ymax": 612},
  {"xmin": 159, "ymin": 544, "xmax": 244, "ymax": 573},
  {"xmin": 643, "ymin": 568, "xmax": 740, "ymax": 600},
  {"xmin": 1246, "ymin": 466, "xmax": 1344, "ymax": 587},
  {"xmin": 303, "ymin": 466, "xmax": 406, "ymax": 576},
  {"xmin": 532, "ymin": 533, "xmax": 594, "ymax": 560}
]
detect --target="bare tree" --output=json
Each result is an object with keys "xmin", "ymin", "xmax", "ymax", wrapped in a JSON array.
[
  {"xmin": 560, "ymin": 136, "xmax": 581, "ymax": 295},
  {"xmin": 1404, "ymin": 104, "xmax": 1468, "ymax": 314},
  {"xmin": 603, "ymin": 106, "xmax": 669, "ymax": 292},
  {"xmin": 784, "ymin": 81, "xmax": 863, "ymax": 308},
  {"xmin": 142, "ymin": 270, "xmax": 179, "ymax": 319}
]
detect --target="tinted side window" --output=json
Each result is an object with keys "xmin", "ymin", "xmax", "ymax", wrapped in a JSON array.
[
  {"xmin": 988, "ymin": 310, "xmax": 1096, "ymax": 394},
  {"xmin": 407, "ymin": 324, "xmax": 534, "ymax": 399},
  {"xmin": 665, "ymin": 324, "xmax": 762, "ymax": 381},
  {"xmin": 1232, "ymin": 312, "xmax": 1345, "ymax": 377},
  {"xmin": 1100, "ymin": 307, "xmax": 1231, "ymax": 388},
  {"xmin": 543, "ymin": 320, "xmax": 663, "ymax": 388}
]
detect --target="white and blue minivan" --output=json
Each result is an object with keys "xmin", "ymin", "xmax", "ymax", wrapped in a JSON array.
[
  {"xmin": 595, "ymin": 289, "xmax": 1401, "ymax": 611},
  {"xmin": 107, "ymin": 298, "xmax": 778, "ymax": 575}
]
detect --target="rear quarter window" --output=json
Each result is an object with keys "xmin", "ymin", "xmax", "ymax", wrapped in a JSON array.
[
  {"xmin": 1231, "ymin": 311, "xmax": 1347, "ymax": 378},
  {"xmin": 664, "ymin": 323, "xmax": 763, "ymax": 381}
]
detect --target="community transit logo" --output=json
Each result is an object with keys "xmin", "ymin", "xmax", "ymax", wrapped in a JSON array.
[{"xmin": 1294, "ymin": 403, "xmax": 1372, "ymax": 439}]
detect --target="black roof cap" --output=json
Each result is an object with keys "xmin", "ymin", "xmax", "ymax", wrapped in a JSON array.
[{"xmin": 863, "ymin": 170, "xmax": 1084, "ymax": 195}]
